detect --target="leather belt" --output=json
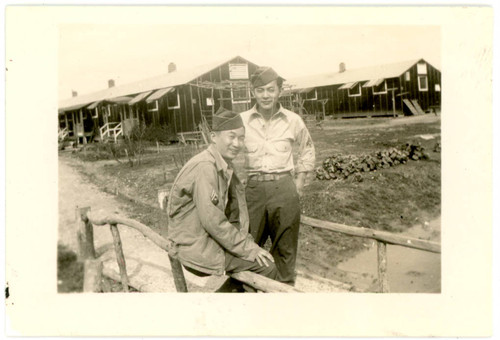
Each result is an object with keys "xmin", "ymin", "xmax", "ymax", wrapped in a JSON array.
[{"xmin": 248, "ymin": 172, "xmax": 291, "ymax": 182}]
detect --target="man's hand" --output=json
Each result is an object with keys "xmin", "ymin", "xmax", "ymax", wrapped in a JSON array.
[
  {"xmin": 295, "ymin": 172, "xmax": 307, "ymax": 198},
  {"xmin": 255, "ymin": 248, "xmax": 275, "ymax": 267}
]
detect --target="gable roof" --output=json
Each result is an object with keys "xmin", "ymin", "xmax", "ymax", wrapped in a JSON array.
[
  {"xmin": 286, "ymin": 59, "xmax": 430, "ymax": 90},
  {"xmin": 59, "ymin": 55, "xmax": 256, "ymax": 111}
]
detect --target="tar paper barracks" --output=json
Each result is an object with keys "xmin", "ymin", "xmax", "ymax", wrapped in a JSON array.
[{"xmin": 58, "ymin": 56, "xmax": 441, "ymax": 144}]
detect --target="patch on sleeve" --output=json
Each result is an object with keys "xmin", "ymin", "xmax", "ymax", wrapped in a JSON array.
[{"xmin": 210, "ymin": 189, "xmax": 219, "ymax": 206}]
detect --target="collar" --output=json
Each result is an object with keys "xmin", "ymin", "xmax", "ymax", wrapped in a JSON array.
[
  {"xmin": 248, "ymin": 104, "xmax": 288, "ymax": 123},
  {"xmin": 206, "ymin": 144, "xmax": 231, "ymax": 174}
]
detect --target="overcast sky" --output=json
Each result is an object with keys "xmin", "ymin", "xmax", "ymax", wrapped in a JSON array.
[{"xmin": 59, "ymin": 24, "xmax": 441, "ymax": 101}]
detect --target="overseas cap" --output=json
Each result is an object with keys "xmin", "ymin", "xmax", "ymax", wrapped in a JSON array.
[
  {"xmin": 212, "ymin": 107, "xmax": 244, "ymax": 131},
  {"xmin": 250, "ymin": 66, "xmax": 285, "ymax": 87}
]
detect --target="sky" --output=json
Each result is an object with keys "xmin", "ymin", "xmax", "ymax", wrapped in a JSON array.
[{"xmin": 59, "ymin": 24, "xmax": 440, "ymax": 102}]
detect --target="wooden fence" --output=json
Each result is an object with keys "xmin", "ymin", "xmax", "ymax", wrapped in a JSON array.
[
  {"xmin": 76, "ymin": 197, "xmax": 440, "ymax": 293},
  {"xmin": 76, "ymin": 206, "xmax": 300, "ymax": 293},
  {"xmin": 300, "ymin": 215, "xmax": 441, "ymax": 293}
]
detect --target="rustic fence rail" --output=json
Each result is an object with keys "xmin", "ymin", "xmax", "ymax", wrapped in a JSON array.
[
  {"xmin": 76, "ymin": 205, "xmax": 440, "ymax": 293},
  {"xmin": 77, "ymin": 206, "xmax": 299, "ymax": 293},
  {"xmin": 300, "ymin": 215, "xmax": 441, "ymax": 292}
]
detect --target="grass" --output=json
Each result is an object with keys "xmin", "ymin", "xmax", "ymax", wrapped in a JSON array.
[{"xmin": 61, "ymin": 114, "xmax": 441, "ymax": 286}]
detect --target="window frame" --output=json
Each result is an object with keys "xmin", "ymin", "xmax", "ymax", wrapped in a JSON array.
[
  {"xmin": 372, "ymin": 80, "xmax": 388, "ymax": 95},
  {"xmin": 418, "ymin": 75, "xmax": 429, "ymax": 92},
  {"xmin": 348, "ymin": 83, "xmax": 362, "ymax": 97},
  {"xmin": 305, "ymin": 89, "xmax": 317, "ymax": 101},
  {"xmin": 147, "ymin": 100, "xmax": 159, "ymax": 113},
  {"xmin": 231, "ymin": 86, "xmax": 251, "ymax": 104},
  {"xmin": 167, "ymin": 89, "xmax": 180, "ymax": 109}
]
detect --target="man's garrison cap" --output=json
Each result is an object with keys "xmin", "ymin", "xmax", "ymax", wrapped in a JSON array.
[
  {"xmin": 212, "ymin": 107, "xmax": 244, "ymax": 131},
  {"xmin": 250, "ymin": 66, "xmax": 285, "ymax": 88}
]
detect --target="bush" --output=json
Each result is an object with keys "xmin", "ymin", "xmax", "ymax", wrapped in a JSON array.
[
  {"xmin": 72, "ymin": 143, "xmax": 124, "ymax": 162},
  {"xmin": 136, "ymin": 124, "xmax": 177, "ymax": 144}
]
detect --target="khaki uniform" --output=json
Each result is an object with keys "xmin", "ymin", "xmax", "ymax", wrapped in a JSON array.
[{"xmin": 167, "ymin": 144, "xmax": 263, "ymax": 276}]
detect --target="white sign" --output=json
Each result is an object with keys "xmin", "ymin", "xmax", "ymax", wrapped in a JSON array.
[{"xmin": 229, "ymin": 63, "xmax": 249, "ymax": 80}]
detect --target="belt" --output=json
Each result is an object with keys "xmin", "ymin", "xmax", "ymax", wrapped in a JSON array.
[{"xmin": 248, "ymin": 172, "xmax": 291, "ymax": 182}]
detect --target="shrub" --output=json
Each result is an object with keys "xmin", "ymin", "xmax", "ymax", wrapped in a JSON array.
[{"xmin": 136, "ymin": 124, "xmax": 177, "ymax": 144}]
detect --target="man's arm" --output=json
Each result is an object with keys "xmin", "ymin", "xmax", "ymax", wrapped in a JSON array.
[
  {"xmin": 193, "ymin": 162, "xmax": 261, "ymax": 261},
  {"xmin": 295, "ymin": 121, "xmax": 316, "ymax": 196}
]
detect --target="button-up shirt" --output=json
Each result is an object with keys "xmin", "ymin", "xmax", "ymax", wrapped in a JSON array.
[
  {"xmin": 240, "ymin": 104, "xmax": 316, "ymax": 174},
  {"xmin": 167, "ymin": 144, "xmax": 259, "ymax": 275}
]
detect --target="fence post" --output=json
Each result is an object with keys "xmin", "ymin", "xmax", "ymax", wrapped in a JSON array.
[
  {"xmin": 158, "ymin": 189, "xmax": 188, "ymax": 292},
  {"xmin": 83, "ymin": 259, "xmax": 103, "ymax": 293},
  {"xmin": 109, "ymin": 223, "xmax": 130, "ymax": 292},
  {"xmin": 76, "ymin": 206, "xmax": 96, "ymax": 261},
  {"xmin": 377, "ymin": 241, "xmax": 389, "ymax": 293}
]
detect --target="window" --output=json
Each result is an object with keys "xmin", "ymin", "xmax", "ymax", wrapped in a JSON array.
[
  {"xmin": 147, "ymin": 100, "xmax": 159, "ymax": 113},
  {"xmin": 418, "ymin": 76, "xmax": 428, "ymax": 91},
  {"xmin": 435, "ymin": 84, "xmax": 441, "ymax": 92},
  {"xmin": 231, "ymin": 86, "xmax": 251, "ymax": 104},
  {"xmin": 167, "ymin": 90, "xmax": 180, "ymax": 109},
  {"xmin": 206, "ymin": 97, "xmax": 214, "ymax": 106},
  {"xmin": 417, "ymin": 62, "xmax": 427, "ymax": 75},
  {"xmin": 305, "ymin": 89, "xmax": 317, "ymax": 101},
  {"xmin": 405, "ymin": 71, "xmax": 411, "ymax": 81},
  {"xmin": 348, "ymin": 83, "xmax": 361, "ymax": 97},
  {"xmin": 91, "ymin": 108, "xmax": 98, "ymax": 119},
  {"xmin": 373, "ymin": 80, "xmax": 387, "ymax": 95}
]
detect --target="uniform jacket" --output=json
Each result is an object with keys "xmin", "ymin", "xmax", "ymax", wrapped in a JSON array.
[{"xmin": 167, "ymin": 144, "xmax": 260, "ymax": 275}]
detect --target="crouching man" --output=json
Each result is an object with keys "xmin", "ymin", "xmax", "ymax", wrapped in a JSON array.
[{"xmin": 167, "ymin": 108, "xmax": 277, "ymax": 292}]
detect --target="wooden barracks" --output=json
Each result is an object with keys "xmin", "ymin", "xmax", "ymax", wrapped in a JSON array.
[{"xmin": 58, "ymin": 56, "xmax": 440, "ymax": 144}]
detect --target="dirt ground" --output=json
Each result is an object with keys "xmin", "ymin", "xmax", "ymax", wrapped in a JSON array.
[
  {"xmin": 58, "ymin": 158, "xmax": 133, "ymax": 292},
  {"xmin": 59, "ymin": 114, "xmax": 441, "ymax": 292}
]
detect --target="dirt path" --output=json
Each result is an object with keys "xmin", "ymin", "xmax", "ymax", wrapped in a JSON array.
[
  {"xmin": 58, "ymin": 157, "xmax": 127, "ymax": 251},
  {"xmin": 58, "ymin": 156, "xmax": 350, "ymax": 292}
]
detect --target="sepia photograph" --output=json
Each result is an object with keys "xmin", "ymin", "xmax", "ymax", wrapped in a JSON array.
[
  {"xmin": 4, "ymin": 4, "xmax": 495, "ymax": 337},
  {"xmin": 56, "ymin": 24, "xmax": 441, "ymax": 294}
]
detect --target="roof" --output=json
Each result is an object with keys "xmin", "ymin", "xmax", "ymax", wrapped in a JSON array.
[
  {"xmin": 59, "ymin": 55, "xmax": 256, "ymax": 111},
  {"xmin": 146, "ymin": 87, "xmax": 174, "ymax": 103},
  {"xmin": 286, "ymin": 59, "xmax": 428, "ymax": 90}
]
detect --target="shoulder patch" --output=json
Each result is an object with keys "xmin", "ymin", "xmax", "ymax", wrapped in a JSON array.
[{"xmin": 210, "ymin": 189, "xmax": 219, "ymax": 206}]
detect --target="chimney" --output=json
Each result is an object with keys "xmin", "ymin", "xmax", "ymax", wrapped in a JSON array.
[
  {"xmin": 339, "ymin": 62, "xmax": 346, "ymax": 73},
  {"xmin": 108, "ymin": 79, "xmax": 115, "ymax": 88},
  {"xmin": 168, "ymin": 62, "xmax": 177, "ymax": 73},
  {"xmin": 71, "ymin": 90, "xmax": 78, "ymax": 97}
]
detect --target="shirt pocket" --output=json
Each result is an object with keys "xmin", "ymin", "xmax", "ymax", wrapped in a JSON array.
[{"xmin": 272, "ymin": 140, "xmax": 292, "ymax": 153}]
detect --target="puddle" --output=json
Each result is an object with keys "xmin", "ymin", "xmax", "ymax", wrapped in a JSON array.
[{"xmin": 337, "ymin": 217, "xmax": 441, "ymax": 293}]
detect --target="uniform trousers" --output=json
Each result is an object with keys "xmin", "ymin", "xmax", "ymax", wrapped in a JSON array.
[
  {"xmin": 184, "ymin": 252, "xmax": 277, "ymax": 292},
  {"xmin": 245, "ymin": 175, "xmax": 301, "ymax": 285}
]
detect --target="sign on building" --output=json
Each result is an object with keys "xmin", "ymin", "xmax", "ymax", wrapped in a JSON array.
[{"xmin": 229, "ymin": 63, "xmax": 249, "ymax": 80}]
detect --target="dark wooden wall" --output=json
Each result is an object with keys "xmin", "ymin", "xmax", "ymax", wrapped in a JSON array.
[{"xmin": 295, "ymin": 60, "xmax": 441, "ymax": 117}]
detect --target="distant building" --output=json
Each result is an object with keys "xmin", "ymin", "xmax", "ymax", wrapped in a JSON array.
[
  {"xmin": 58, "ymin": 56, "xmax": 259, "ymax": 144},
  {"xmin": 283, "ymin": 58, "xmax": 441, "ymax": 118}
]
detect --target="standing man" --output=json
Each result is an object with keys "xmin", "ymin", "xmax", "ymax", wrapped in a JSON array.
[
  {"xmin": 241, "ymin": 67, "xmax": 316, "ymax": 285},
  {"xmin": 167, "ymin": 107, "xmax": 276, "ymax": 292}
]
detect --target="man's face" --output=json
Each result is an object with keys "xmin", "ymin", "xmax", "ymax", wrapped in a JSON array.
[
  {"xmin": 252, "ymin": 80, "xmax": 281, "ymax": 114},
  {"xmin": 212, "ymin": 127, "xmax": 245, "ymax": 161}
]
